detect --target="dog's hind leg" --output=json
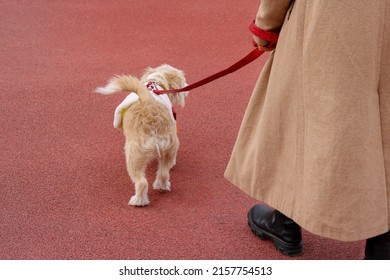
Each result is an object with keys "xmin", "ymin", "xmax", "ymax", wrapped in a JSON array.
[{"xmin": 125, "ymin": 147, "xmax": 150, "ymax": 206}]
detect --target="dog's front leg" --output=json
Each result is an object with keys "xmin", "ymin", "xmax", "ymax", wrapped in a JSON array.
[
  {"xmin": 153, "ymin": 147, "xmax": 177, "ymax": 192},
  {"xmin": 129, "ymin": 177, "xmax": 150, "ymax": 206}
]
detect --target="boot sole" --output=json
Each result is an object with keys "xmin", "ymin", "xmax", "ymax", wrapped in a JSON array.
[{"xmin": 248, "ymin": 213, "xmax": 303, "ymax": 256}]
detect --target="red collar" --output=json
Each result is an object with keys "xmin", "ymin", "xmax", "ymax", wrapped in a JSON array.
[{"xmin": 146, "ymin": 81, "xmax": 165, "ymax": 92}]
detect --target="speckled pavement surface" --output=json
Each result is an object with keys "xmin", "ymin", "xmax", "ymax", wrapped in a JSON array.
[{"xmin": 0, "ymin": 0, "xmax": 364, "ymax": 259}]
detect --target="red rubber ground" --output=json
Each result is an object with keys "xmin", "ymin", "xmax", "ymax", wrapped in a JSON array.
[{"xmin": 0, "ymin": 0, "xmax": 364, "ymax": 259}]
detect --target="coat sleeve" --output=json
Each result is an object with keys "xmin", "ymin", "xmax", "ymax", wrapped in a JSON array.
[
  {"xmin": 253, "ymin": 0, "xmax": 293, "ymax": 46},
  {"xmin": 256, "ymin": 0, "xmax": 293, "ymax": 31}
]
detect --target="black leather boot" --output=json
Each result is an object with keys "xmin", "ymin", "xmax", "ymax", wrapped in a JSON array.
[
  {"xmin": 247, "ymin": 204, "xmax": 303, "ymax": 256},
  {"xmin": 365, "ymin": 231, "xmax": 390, "ymax": 260}
]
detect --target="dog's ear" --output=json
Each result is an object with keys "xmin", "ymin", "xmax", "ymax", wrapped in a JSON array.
[
  {"xmin": 164, "ymin": 68, "xmax": 188, "ymax": 107},
  {"xmin": 162, "ymin": 66, "xmax": 185, "ymax": 89},
  {"xmin": 169, "ymin": 92, "xmax": 186, "ymax": 107}
]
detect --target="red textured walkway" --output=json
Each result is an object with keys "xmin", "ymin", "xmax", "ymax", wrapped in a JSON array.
[{"xmin": 0, "ymin": 0, "xmax": 364, "ymax": 260}]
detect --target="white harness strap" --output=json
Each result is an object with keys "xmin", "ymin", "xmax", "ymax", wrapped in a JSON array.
[{"xmin": 113, "ymin": 82, "xmax": 175, "ymax": 129}]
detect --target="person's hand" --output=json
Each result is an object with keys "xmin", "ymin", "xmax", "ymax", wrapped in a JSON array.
[
  {"xmin": 253, "ymin": 36, "xmax": 276, "ymax": 52},
  {"xmin": 258, "ymin": 45, "xmax": 276, "ymax": 52}
]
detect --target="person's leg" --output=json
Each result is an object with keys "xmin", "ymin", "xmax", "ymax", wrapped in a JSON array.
[
  {"xmin": 367, "ymin": 0, "xmax": 390, "ymax": 261},
  {"xmin": 365, "ymin": 231, "xmax": 390, "ymax": 260}
]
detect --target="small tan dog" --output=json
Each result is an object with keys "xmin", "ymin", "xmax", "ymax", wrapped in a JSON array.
[{"xmin": 95, "ymin": 65, "xmax": 189, "ymax": 206}]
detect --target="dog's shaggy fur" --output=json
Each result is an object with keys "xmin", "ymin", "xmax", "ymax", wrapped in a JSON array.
[{"xmin": 95, "ymin": 65, "xmax": 188, "ymax": 206}]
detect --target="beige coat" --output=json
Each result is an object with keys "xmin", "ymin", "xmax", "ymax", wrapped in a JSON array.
[{"xmin": 225, "ymin": 0, "xmax": 390, "ymax": 241}]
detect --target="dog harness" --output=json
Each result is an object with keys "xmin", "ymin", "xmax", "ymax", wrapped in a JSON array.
[{"xmin": 113, "ymin": 82, "xmax": 177, "ymax": 131}]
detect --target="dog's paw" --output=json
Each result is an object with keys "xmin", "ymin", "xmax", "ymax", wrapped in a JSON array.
[
  {"xmin": 153, "ymin": 180, "xmax": 171, "ymax": 192},
  {"xmin": 128, "ymin": 195, "xmax": 150, "ymax": 206}
]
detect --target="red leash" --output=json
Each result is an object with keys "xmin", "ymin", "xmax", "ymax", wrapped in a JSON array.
[{"xmin": 153, "ymin": 21, "xmax": 279, "ymax": 95}]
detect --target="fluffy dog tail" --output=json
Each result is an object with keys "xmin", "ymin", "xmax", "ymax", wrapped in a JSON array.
[{"xmin": 95, "ymin": 75, "xmax": 153, "ymax": 102}]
